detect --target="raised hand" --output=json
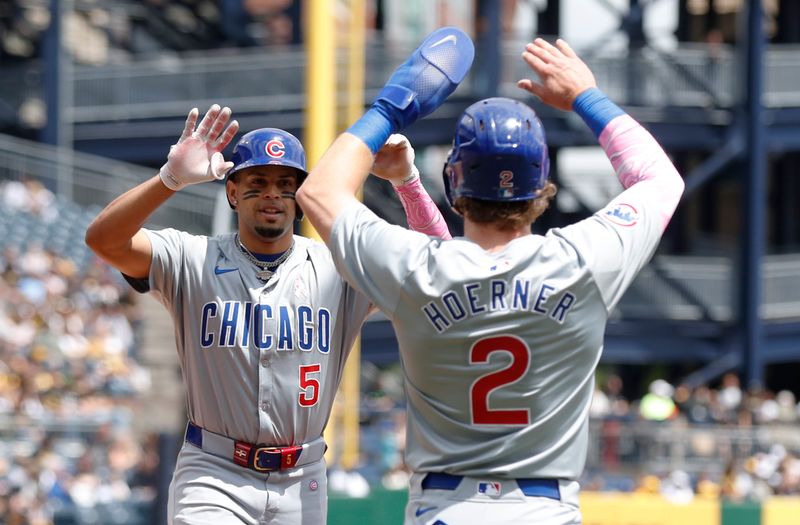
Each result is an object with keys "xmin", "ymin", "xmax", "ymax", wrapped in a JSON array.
[
  {"xmin": 517, "ymin": 38, "xmax": 597, "ymax": 111},
  {"xmin": 372, "ymin": 134, "xmax": 419, "ymax": 186},
  {"xmin": 159, "ymin": 105, "xmax": 240, "ymax": 191}
]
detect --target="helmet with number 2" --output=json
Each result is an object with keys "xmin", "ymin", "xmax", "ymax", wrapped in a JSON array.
[
  {"xmin": 226, "ymin": 128, "xmax": 307, "ymax": 217},
  {"xmin": 443, "ymin": 98, "xmax": 549, "ymax": 206}
]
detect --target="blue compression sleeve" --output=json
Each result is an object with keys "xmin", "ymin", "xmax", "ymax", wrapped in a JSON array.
[
  {"xmin": 347, "ymin": 107, "xmax": 395, "ymax": 155},
  {"xmin": 572, "ymin": 88, "xmax": 625, "ymax": 138}
]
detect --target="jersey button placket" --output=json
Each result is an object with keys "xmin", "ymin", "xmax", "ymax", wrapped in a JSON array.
[
  {"xmin": 257, "ymin": 293, "xmax": 273, "ymax": 427},
  {"xmin": 258, "ymin": 354, "xmax": 271, "ymax": 416},
  {"xmin": 257, "ymin": 365, "xmax": 272, "ymax": 439}
]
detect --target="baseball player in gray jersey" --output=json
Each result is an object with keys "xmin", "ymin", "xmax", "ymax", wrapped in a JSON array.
[
  {"xmin": 297, "ymin": 30, "xmax": 684, "ymax": 525},
  {"xmin": 84, "ymin": 103, "xmax": 450, "ymax": 524}
]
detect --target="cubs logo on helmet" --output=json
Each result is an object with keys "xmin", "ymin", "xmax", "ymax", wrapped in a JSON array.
[
  {"xmin": 265, "ymin": 139, "xmax": 286, "ymax": 159},
  {"xmin": 226, "ymin": 128, "xmax": 308, "ymax": 217},
  {"xmin": 443, "ymin": 97, "xmax": 549, "ymax": 206}
]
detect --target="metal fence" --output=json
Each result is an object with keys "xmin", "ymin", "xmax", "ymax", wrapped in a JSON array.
[
  {"xmin": 58, "ymin": 42, "xmax": 800, "ymax": 126},
  {"xmin": 618, "ymin": 254, "xmax": 800, "ymax": 322},
  {"xmin": 504, "ymin": 42, "xmax": 799, "ymax": 109},
  {"xmin": 586, "ymin": 419, "xmax": 800, "ymax": 480},
  {"xmin": 67, "ymin": 42, "xmax": 436, "ymax": 123}
]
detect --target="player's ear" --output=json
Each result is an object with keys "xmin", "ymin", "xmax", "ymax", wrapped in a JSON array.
[{"xmin": 225, "ymin": 178, "xmax": 238, "ymax": 211}]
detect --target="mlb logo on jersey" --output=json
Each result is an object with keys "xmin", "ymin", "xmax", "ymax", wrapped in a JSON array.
[
  {"xmin": 265, "ymin": 139, "xmax": 286, "ymax": 158},
  {"xmin": 489, "ymin": 260, "xmax": 511, "ymax": 272},
  {"xmin": 478, "ymin": 481, "xmax": 502, "ymax": 497}
]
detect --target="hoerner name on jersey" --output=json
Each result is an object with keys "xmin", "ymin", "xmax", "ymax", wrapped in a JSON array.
[
  {"xmin": 421, "ymin": 278, "xmax": 576, "ymax": 333},
  {"xmin": 200, "ymin": 301, "xmax": 332, "ymax": 353}
]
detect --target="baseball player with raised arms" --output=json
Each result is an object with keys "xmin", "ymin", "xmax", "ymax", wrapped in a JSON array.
[
  {"xmin": 84, "ymin": 103, "xmax": 450, "ymax": 523},
  {"xmin": 297, "ymin": 31, "xmax": 684, "ymax": 525}
]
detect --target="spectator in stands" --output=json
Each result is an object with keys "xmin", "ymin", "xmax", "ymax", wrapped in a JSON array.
[
  {"xmin": 777, "ymin": 452, "xmax": 800, "ymax": 495},
  {"xmin": 129, "ymin": 432, "xmax": 160, "ymax": 502},
  {"xmin": 660, "ymin": 469, "xmax": 694, "ymax": 504},
  {"xmin": 639, "ymin": 379, "xmax": 679, "ymax": 421},
  {"xmin": 634, "ymin": 473, "xmax": 661, "ymax": 495},
  {"xmin": 237, "ymin": 0, "xmax": 301, "ymax": 46},
  {"xmin": 695, "ymin": 472, "xmax": 721, "ymax": 499},
  {"xmin": 0, "ymin": 178, "xmax": 57, "ymax": 222},
  {"xmin": 775, "ymin": 390, "xmax": 798, "ymax": 423},
  {"xmin": 24, "ymin": 179, "xmax": 57, "ymax": 223},
  {"xmin": 718, "ymin": 372, "xmax": 743, "ymax": 419}
]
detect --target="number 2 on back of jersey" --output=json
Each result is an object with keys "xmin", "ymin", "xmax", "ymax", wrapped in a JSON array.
[{"xmin": 469, "ymin": 335, "xmax": 531, "ymax": 425}]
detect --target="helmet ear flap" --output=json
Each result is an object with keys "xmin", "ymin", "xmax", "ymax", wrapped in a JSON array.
[
  {"xmin": 442, "ymin": 147, "xmax": 456, "ymax": 207},
  {"xmin": 539, "ymin": 151, "xmax": 550, "ymax": 190}
]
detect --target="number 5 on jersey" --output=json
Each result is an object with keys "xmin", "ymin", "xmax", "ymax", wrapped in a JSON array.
[
  {"xmin": 469, "ymin": 335, "xmax": 531, "ymax": 425},
  {"xmin": 299, "ymin": 364, "xmax": 321, "ymax": 407}
]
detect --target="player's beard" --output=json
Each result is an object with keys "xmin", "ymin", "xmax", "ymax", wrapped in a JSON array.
[{"xmin": 255, "ymin": 225, "xmax": 290, "ymax": 241}]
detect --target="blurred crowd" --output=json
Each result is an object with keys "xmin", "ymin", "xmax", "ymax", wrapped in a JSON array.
[
  {"xmin": 0, "ymin": 0, "xmax": 306, "ymax": 65},
  {"xmin": 584, "ymin": 372, "xmax": 800, "ymax": 502},
  {"xmin": 591, "ymin": 373, "xmax": 800, "ymax": 427},
  {"xmin": 0, "ymin": 190, "xmax": 155, "ymax": 524},
  {"xmin": 0, "ymin": 0, "xmax": 479, "ymax": 64}
]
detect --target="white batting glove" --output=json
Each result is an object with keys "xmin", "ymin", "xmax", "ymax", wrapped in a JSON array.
[
  {"xmin": 372, "ymin": 133, "xmax": 420, "ymax": 187},
  {"xmin": 159, "ymin": 104, "xmax": 240, "ymax": 191}
]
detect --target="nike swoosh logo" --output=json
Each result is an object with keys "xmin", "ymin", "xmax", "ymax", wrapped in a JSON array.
[
  {"xmin": 429, "ymin": 34, "xmax": 457, "ymax": 48},
  {"xmin": 415, "ymin": 506, "xmax": 437, "ymax": 517},
  {"xmin": 214, "ymin": 266, "xmax": 238, "ymax": 275}
]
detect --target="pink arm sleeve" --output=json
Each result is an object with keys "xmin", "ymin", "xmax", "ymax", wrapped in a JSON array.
[
  {"xmin": 392, "ymin": 177, "xmax": 452, "ymax": 240},
  {"xmin": 598, "ymin": 115, "xmax": 685, "ymax": 231}
]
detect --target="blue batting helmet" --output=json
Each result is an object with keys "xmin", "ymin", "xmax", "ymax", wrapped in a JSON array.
[
  {"xmin": 443, "ymin": 98, "xmax": 549, "ymax": 206},
  {"xmin": 226, "ymin": 128, "xmax": 307, "ymax": 217}
]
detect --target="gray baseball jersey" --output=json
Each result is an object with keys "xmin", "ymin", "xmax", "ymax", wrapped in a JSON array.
[
  {"xmin": 328, "ymin": 185, "xmax": 662, "ymax": 481},
  {"xmin": 141, "ymin": 229, "xmax": 372, "ymax": 445}
]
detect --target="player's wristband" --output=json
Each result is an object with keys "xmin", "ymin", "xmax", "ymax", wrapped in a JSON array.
[
  {"xmin": 572, "ymin": 88, "xmax": 625, "ymax": 138},
  {"xmin": 390, "ymin": 165, "xmax": 420, "ymax": 187},
  {"xmin": 347, "ymin": 107, "xmax": 395, "ymax": 155}
]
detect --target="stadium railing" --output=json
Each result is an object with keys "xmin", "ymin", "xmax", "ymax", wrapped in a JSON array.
[
  {"xmin": 617, "ymin": 254, "xmax": 800, "ymax": 322},
  {"xmin": 68, "ymin": 42, "xmax": 419, "ymax": 123},
  {"xmin": 0, "ymin": 133, "xmax": 217, "ymax": 235},
  {"xmin": 54, "ymin": 42, "xmax": 800, "ymax": 126},
  {"xmin": 585, "ymin": 418, "xmax": 800, "ymax": 482}
]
